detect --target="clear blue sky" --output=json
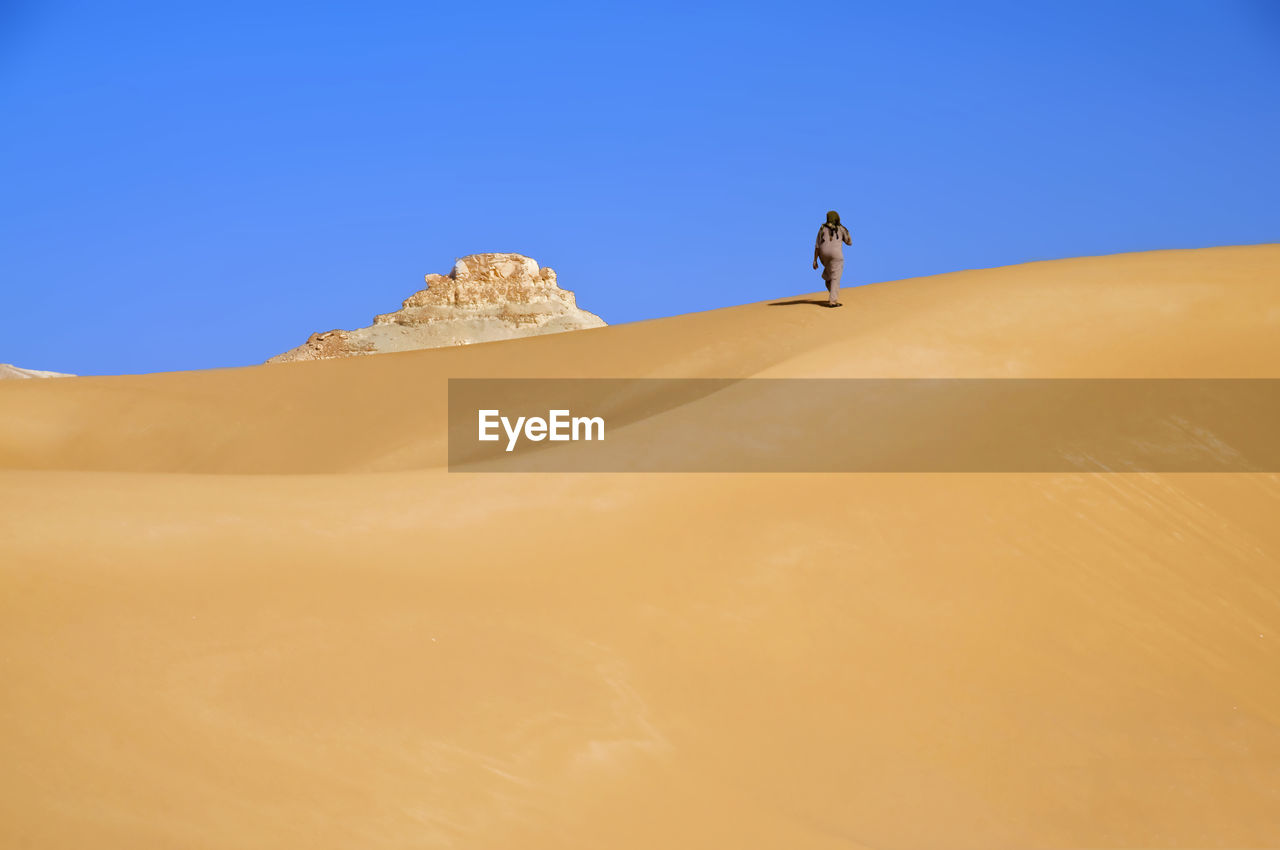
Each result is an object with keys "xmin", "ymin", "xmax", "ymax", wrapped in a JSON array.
[{"xmin": 3, "ymin": 0, "xmax": 1277, "ymax": 375}]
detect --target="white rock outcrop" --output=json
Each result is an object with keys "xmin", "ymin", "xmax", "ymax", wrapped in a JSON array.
[
  {"xmin": 269, "ymin": 253, "xmax": 606, "ymax": 363},
  {"xmin": 0, "ymin": 364, "xmax": 73, "ymax": 380}
]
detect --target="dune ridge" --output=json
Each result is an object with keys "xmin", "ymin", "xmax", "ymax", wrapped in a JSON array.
[{"xmin": 2, "ymin": 245, "xmax": 1279, "ymax": 849}]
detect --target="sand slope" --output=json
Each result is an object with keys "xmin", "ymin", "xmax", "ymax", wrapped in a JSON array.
[{"xmin": 2, "ymin": 245, "xmax": 1279, "ymax": 848}]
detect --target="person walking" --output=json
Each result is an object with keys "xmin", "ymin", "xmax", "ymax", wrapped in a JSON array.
[{"xmin": 813, "ymin": 210, "xmax": 852, "ymax": 307}]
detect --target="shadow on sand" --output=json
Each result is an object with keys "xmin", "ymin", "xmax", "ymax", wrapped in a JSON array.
[{"xmin": 768, "ymin": 298, "xmax": 834, "ymax": 308}]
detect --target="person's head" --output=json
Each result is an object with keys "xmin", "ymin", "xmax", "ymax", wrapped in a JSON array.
[{"xmin": 826, "ymin": 210, "xmax": 841, "ymax": 227}]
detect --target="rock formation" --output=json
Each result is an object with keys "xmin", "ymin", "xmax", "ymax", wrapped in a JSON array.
[
  {"xmin": 269, "ymin": 253, "xmax": 606, "ymax": 363},
  {"xmin": 0, "ymin": 364, "xmax": 73, "ymax": 379}
]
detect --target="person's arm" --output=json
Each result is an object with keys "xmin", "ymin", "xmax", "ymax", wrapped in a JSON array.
[
  {"xmin": 813, "ymin": 231, "xmax": 821, "ymax": 269},
  {"xmin": 842, "ymin": 225, "xmax": 852, "ymax": 246}
]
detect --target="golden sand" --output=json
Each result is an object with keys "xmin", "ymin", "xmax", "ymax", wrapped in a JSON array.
[{"xmin": 2, "ymin": 245, "xmax": 1278, "ymax": 848}]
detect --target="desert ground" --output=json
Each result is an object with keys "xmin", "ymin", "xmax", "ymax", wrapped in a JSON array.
[{"xmin": 2, "ymin": 244, "xmax": 1279, "ymax": 848}]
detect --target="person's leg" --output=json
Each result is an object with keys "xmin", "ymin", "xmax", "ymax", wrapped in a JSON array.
[{"xmin": 828, "ymin": 266, "xmax": 842, "ymax": 305}]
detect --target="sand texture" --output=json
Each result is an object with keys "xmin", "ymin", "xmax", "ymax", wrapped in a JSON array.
[{"xmin": 2, "ymin": 245, "xmax": 1279, "ymax": 848}]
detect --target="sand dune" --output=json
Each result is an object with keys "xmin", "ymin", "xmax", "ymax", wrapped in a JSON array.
[{"xmin": 2, "ymin": 245, "xmax": 1279, "ymax": 848}]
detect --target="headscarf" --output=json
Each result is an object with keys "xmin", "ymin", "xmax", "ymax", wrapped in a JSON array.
[{"xmin": 822, "ymin": 210, "xmax": 842, "ymax": 241}]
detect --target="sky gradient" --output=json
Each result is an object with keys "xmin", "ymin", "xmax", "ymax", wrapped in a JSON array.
[{"xmin": 3, "ymin": 0, "xmax": 1278, "ymax": 375}]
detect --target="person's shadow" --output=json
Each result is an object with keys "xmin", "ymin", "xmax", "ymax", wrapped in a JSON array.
[{"xmin": 768, "ymin": 298, "xmax": 832, "ymax": 307}]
